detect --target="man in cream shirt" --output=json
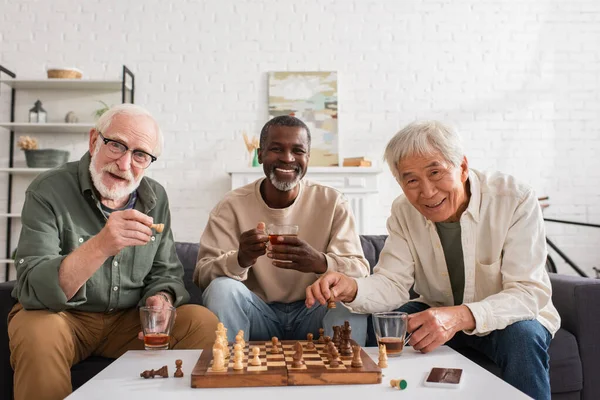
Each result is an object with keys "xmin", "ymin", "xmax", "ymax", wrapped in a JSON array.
[
  {"xmin": 306, "ymin": 121, "xmax": 560, "ymax": 400},
  {"xmin": 195, "ymin": 115, "xmax": 370, "ymax": 344}
]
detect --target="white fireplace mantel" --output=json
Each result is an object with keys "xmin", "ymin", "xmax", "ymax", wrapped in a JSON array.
[{"xmin": 228, "ymin": 167, "xmax": 382, "ymax": 234}]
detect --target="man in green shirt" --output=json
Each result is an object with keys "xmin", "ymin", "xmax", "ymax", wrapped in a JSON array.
[{"xmin": 8, "ymin": 104, "xmax": 218, "ymax": 400}]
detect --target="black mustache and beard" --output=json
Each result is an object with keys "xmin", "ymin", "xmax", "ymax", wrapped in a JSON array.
[{"xmin": 267, "ymin": 164, "xmax": 304, "ymax": 192}]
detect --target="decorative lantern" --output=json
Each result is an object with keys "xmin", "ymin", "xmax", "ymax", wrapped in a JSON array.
[{"xmin": 29, "ymin": 100, "xmax": 47, "ymax": 123}]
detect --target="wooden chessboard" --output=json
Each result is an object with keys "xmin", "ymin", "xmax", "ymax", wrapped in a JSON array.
[{"xmin": 191, "ymin": 339, "xmax": 382, "ymax": 388}]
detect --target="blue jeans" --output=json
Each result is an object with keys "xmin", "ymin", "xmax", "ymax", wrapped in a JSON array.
[
  {"xmin": 202, "ymin": 277, "xmax": 368, "ymax": 345},
  {"xmin": 397, "ymin": 302, "xmax": 552, "ymax": 400}
]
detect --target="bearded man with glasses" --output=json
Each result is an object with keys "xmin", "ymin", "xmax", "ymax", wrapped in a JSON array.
[{"xmin": 8, "ymin": 104, "xmax": 218, "ymax": 400}]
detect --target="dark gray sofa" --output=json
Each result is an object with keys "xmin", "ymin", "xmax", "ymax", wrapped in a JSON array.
[{"xmin": 1, "ymin": 236, "xmax": 599, "ymax": 399}]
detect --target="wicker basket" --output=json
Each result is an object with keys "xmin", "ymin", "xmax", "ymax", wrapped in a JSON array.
[
  {"xmin": 46, "ymin": 68, "xmax": 83, "ymax": 79},
  {"xmin": 24, "ymin": 149, "xmax": 70, "ymax": 168}
]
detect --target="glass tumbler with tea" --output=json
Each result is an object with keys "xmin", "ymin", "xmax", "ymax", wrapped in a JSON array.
[
  {"xmin": 372, "ymin": 311, "xmax": 412, "ymax": 356},
  {"xmin": 267, "ymin": 224, "xmax": 299, "ymax": 245},
  {"xmin": 139, "ymin": 305, "xmax": 176, "ymax": 350}
]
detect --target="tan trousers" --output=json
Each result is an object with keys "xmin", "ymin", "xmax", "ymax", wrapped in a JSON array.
[{"xmin": 8, "ymin": 303, "xmax": 218, "ymax": 400}]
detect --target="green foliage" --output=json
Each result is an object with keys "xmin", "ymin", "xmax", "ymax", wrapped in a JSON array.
[{"xmin": 93, "ymin": 100, "xmax": 111, "ymax": 120}]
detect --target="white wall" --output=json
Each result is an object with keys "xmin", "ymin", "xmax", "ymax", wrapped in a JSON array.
[{"xmin": 1, "ymin": 0, "xmax": 600, "ymax": 280}]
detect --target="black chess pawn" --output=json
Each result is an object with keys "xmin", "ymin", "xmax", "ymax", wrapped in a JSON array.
[{"xmin": 174, "ymin": 359, "xmax": 184, "ymax": 378}]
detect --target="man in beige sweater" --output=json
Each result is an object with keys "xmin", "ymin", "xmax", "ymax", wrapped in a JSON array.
[{"xmin": 195, "ymin": 116, "xmax": 370, "ymax": 344}]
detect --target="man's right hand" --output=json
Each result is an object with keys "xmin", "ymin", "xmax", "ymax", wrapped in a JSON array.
[
  {"xmin": 305, "ymin": 271, "xmax": 358, "ymax": 308},
  {"xmin": 95, "ymin": 209, "xmax": 154, "ymax": 257},
  {"xmin": 238, "ymin": 222, "xmax": 269, "ymax": 268}
]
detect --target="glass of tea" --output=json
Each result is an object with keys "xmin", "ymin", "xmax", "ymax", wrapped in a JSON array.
[
  {"xmin": 372, "ymin": 311, "xmax": 411, "ymax": 357},
  {"xmin": 267, "ymin": 224, "xmax": 299, "ymax": 245},
  {"xmin": 139, "ymin": 305, "xmax": 176, "ymax": 350}
]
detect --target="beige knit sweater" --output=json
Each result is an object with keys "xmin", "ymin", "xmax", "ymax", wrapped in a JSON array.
[{"xmin": 194, "ymin": 178, "xmax": 369, "ymax": 303}]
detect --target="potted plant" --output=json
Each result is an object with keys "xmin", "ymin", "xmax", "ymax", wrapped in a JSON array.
[
  {"xmin": 93, "ymin": 100, "xmax": 111, "ymax": 120},
  {"xmin": 17, "ymin": 136, "xmax": 70, "ymax": 168}
]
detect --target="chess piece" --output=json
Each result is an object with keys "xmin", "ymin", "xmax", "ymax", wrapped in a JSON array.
[
  {"xmin": 212, "ymin": 343, "xmax": 226, "ymax": 371},
  {"xmin": 390, "ymin": 379, "xmax": 408, "ymax": 390},
  {"xmin": 140, "ymin": 365, "xmax": 169, "ymax": 379},
  {"xmin": 326, "ymin": 341, "xmax": 335, "ymax": 356},
  {"xmin": 344, "ymin": 320, "xmax": 353, "ymax": 343},
  {"xmin": 340, "ymin": 324, "xmax": 353, "ymax": 356},
  {"xmin": 351, "ymin": 345, "xmax": 363, "ymax": 368},
  {"xmin": 216, "ymin": 323, "xmax": 229, "ymax": 359},
  {"xmin": 249, "ymin": 346, "xmax": 261, "ymax": 366},
  {"xmin": 327, "ymin": 295, "xmax": 336, "ymax": 309},
  {"xmin": 237, "ymin": 330, "xmax": 246, "ymax": 348},
  {"xmin": 378, "ymin": 344, "xmax": 388, "ymax": 368},
  {"xmin": 150, "ymin": 223, "xmax": 164, "ymax": 233},
  {"xmin": 271, "ymin": 337, "xmax": 280, "ymax": 354},
  {"xmin": 333, "ymin": 326, "xmax": 341, "ymax": 348},
  {"xmin": 317, "ymin": 328, "xmax": 325, "ymax": 344},
  {"xmin": 292, "ymin": 341, "xmax": 305, "ymax": 368},
  {"xmin": 329, "ymin": 346, "xmax": 340, "ymax": 368},
  {"xmin": 174, "ymin": 359, "xmax": 184, "ymax": 377},
  {"xmin": 235, "ymin": 333, "xmax": 244, "ymax": 349},
  {"xmin": 140, "ymin": 369, "xmax": 153, "ymax": 379},
  {"xmin": 324, "ymin": 335, "xmax": 331, "ymax": 346},
  {"xmin": 233, "ymin": 343, "xmax": 244, "ymax": 370},
  {"xmin": 306, "ymin": 333, "xmax": 315, "ymax": 349}
]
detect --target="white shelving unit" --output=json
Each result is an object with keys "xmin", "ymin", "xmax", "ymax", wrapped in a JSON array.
[
  {"xmin": 0, "ymin": 65, "xmax": 136, "ymax": 282},
  {"xmin": 0, "ymin": 79, "xmax": 130, "ymax": 91},
  {"xmin": 0, "ymin": 122, "xmax": 94, "ymax": 133},
  {"xmin": 0, "ymin": 168, "xmax": 49, "ymax": 173}
]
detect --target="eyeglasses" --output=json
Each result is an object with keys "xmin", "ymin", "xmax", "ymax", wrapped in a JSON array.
[{"xmin": 97, "ymin": 132, "xmax": 157, "ymax": 169}]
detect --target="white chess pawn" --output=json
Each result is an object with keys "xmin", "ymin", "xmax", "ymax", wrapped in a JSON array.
[
  {"xmin": 378, "ymin": 344, "xmax": 388, "ymax": 368},
  {"xmin": 249, "ymin": 346, "xmax": 261, "ymax": 366},
  {"xmin": 233, "ymin": 343, "xmax": 244, "ymax": 371}
]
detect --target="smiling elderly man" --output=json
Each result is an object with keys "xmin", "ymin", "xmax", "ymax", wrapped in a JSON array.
[
  {"xmin": 8, "ymin": 104, "xmax": 218, "ymax": 400},
  {"xmin": 306, "ymin": 121, "xmax": 560, "ymax": 400},
  {"xmin": 195, "ymin": 115, "xmax": 370, "ymax": 344}
]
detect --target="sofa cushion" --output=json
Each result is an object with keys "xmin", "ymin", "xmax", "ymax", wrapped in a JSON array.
[
  {"xmin": 175, "ymin": 242, "xmax": 203, "ymax": 305},
  {"xmin": 548, "ymin": 328, "xmax": 583, "ymax": 393},
  {"xmin": 359, "ymin": 235, "xmax": 387, "ymax": 273}
]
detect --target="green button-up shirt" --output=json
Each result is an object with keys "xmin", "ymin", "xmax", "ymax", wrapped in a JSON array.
[{"xmin": 11, "ymin": 152, "xmax": 190, "ymax": 312}]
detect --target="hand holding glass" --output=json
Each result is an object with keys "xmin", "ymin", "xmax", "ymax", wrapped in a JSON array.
[{"xmin": 139, "ymin": 306, "xmax": 176, "ymax": 350}]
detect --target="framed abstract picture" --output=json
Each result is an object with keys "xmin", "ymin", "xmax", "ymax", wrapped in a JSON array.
[{"xmin": 268, "ymin": 71, "xmax": 338, "ymax": 167}]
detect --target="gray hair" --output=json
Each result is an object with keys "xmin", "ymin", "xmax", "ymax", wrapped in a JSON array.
[
  {"xmin": 95, "ymin": 103, "xmax": 164, "ymax": 157},
  {"xmin": 260, "ymin": 115, "xmax": 311, "ymax": 151},
  {"xmin": 384, "ymin": 121, "xmax": 464, "ymax": 181}
]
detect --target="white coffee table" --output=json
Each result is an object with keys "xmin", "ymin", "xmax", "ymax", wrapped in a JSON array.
[{"xmin": 66, "ymin": 346, "xmax": 530, "ymax": 400}]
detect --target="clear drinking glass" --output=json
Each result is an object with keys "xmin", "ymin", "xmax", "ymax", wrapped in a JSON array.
[
  {"xmin": 266, "ymin": 224, "xmax": 299, "ymax": 245},
  {"xmin": 372, "ymin": 311, "xmax": 411, "ymax": 356},
  {"xmin": 139, "ymin": 306, "xmax": 176, "ymax": 350}
]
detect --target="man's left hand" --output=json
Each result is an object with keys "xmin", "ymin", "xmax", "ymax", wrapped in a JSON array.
[
  {"xmin": 267, "ymin": 236, "xmax": 327, "ymax": 274},
  {"xmin": 407, "ymin": 305, "xmax": 476, "ymax": 353},
  {"xmin": 137, "ymin": 293, "xmax": 173, "ymax": 341}
]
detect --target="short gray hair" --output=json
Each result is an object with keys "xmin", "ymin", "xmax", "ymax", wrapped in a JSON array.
[
  {"xmin": 95, "ymin": 103, "xmax": 164, "ymax": 157},
  {"xmin": 384, "ymin": 121, "xmax": 464, "ymax": 181}
]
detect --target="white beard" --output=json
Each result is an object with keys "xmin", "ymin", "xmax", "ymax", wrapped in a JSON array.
[
  {"xmin": 268, "ymin": 170, "xmax": 301, "ymax": 192},
  {"xmin": 89, "ymin": 156, "xmax": 142, "ymax": 201}
]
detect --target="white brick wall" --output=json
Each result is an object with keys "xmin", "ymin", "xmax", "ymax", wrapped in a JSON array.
[{"xmin": 1, "ymin": 0, "xmax": 600, "ymax": 280}]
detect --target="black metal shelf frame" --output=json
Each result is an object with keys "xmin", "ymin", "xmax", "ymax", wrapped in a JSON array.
[
  {"xmin": 545, "ymin": 218, "xmax": 600, "ymax": 278},
  {"xmin": 0, "ymin": 65, "xmax": 135, "ymax": 281}
]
